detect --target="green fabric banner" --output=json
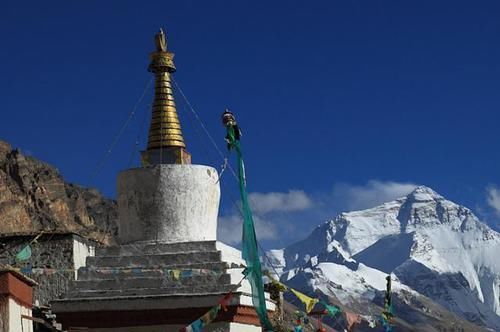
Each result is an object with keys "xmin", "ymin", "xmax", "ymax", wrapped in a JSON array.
[
  {"xmin": 320, "ymin": 299, "xmax": 341, "ymax": 318},
  {"xmin": 16, "ymin": 245, "xmax": 32, "ymax": 262},
  {"xmin": 226, "ymin": 125, "xmax": 273, "ymax": 331}
]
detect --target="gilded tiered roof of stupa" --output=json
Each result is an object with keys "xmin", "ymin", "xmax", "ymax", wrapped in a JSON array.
[{"xmin": 142, "ymin": 29, "xmax": 191, "ymax": 164}]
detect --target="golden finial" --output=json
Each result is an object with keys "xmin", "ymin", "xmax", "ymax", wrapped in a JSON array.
[
  {"xmin": 142, "ymin": 29, "xmax": 191, "ymax": 165},
  {"xmin": 155, "ymin": 28, "xmax": 167, "ymax": 52}
]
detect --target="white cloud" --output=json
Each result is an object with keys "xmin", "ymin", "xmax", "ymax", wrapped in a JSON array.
[
  {"xmin": 217, "ymin": 189, "xmax": 312, "ymax": 245},
  {"xmin": 248, "ymin": 190, "xmax": 313, "ymax": 214},
  {"xmin": 218, "ymin": 182, "xmax": 418, "ymax": 246},
  {"xmin": 217, "ymin": 214, "xmax": 278, "ymax": 245},
  {"xmin": 332, "ymin": 180, "xmax": 418, "ymax": 211},
  {"xmin": 486, "ymin": 186, "xmax": 500, "ymax": 216}
]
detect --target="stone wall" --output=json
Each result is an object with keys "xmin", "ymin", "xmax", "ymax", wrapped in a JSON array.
[{"xmin": 0, "ymin": 233, "xmax": 95, "ymax": 305}]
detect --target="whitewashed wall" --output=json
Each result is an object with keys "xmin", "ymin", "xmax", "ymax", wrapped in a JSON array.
[
  {"xmin": 73, "ymin": 238, "xmax": 95, "ymax": 279},
  {"xmin": 8, "ymin": 298, "xmax": 33, "ymax": 332}
]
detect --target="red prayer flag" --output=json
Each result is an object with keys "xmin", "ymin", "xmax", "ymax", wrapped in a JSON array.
[{"xmin": 218, "ymin": 292, "xmax": 234, "ymax": 311}]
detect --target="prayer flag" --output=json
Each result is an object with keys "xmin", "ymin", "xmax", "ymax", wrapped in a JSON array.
[
  {"xmin": 290, "ymin": 289, "xmax": 318, "ymax": 314},
  {"xmin": 190, "ymin": 319, "xmax": 204, "ymax": 332},
  {"xmin": 16, "ymin": 245, "xmax": 32, "ymax": 262},
  {"xmin": 226, "ymin": 123, "xmax": 273, "ymax": 331},
  {"xmin": 344, "ymin": 311, "xmax": 361, "ymax": 331},
  {"xmin": 44, "ymin": 268, "xmax": 56, "ymax": 276},
  {"xmin": 201, "ymin": 305, "xmax": 220, "ymax": 323},
  {"xmin": 218, "ymin": 292, "xmax": 234, "ymax": 311},
  {"xmin": 20, "ymin": 266, "xmax": 32, "ymax": 274},
  {"xmin": 181, "ymin": 270, "xmax": 193, "ymax": 278},
  {"xmin": 362, "ymin": 315, "xmax": 377, "ymax": 328},
  {"xmin": 170, "ymin": 269, "xmax": 181, "ymax": 281},
  {"xmin": 322, "ymin": 301, "xmax": 341, "ymax": 318}
]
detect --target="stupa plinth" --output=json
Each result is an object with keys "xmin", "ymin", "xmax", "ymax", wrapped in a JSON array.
[{"xmin": 51, "ymin": 29, "xmax": 274, "ymax": 331}]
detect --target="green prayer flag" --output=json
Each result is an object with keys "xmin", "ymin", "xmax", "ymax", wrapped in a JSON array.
[
  {"xmin": 16, "ymin": 245, "xmax": 32, "ymax": 262},
  {"xmin": 320, "ymin": 300, "xmax": 340, "ymax": 318},
  {"xmin": 226, "ymin": 125, "xmax": 273, "ymax": 331}
]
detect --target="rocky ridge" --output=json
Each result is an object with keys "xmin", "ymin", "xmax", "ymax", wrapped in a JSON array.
[{"xmin": 0, "ymin": 140, "xmax": 117, "ymax": 244}]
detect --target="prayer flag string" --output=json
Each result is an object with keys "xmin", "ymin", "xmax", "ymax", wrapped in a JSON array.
[{"xmin": 14, "ymin": 266, "xmax": 225, "ymax": 279}]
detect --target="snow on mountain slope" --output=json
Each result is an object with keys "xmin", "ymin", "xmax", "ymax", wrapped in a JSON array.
[{"xmin": 267, "ymin": 186, "xmax": 500, "ymax": 329}]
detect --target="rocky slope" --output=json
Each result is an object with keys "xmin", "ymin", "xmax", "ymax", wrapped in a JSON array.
[
  {"xmin": 0, "ymin": 140, "xmax": 117, "ymax": 243},
  {"xmin": 267, "ymin": 186, "xmax": 500, "ymax": 331}
]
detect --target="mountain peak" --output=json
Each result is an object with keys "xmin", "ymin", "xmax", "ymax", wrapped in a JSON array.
[
  {"xmin": 405, "ymin": 185, "xmax": 443, "ymax": 202},
  {"xmin": 270, "ymin": 184, "xmax": 500, "ymax": 329}
]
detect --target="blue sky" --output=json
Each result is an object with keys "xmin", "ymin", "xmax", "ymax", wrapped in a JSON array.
[{"xmin": 1, "ymin": 1, "xmax": 499, "ymax": 248}]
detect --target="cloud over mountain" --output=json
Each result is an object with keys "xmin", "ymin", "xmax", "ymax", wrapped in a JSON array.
[
  {"xmin": 218, "ymin": 181, "xmax": 419, "ymax": 246},
  {"xmin": 487, "ymin": 186, "xmax": 500, "ymax": 216},
  {"xmin": 331, "ymin": 180, "xmax": 418, "ymax": 211},
  {"xmin": 248, "ymin": 190, "xmax": 313, "ymax": 214},
  {"xmin": 218, "ymin": 213, "xmax": 278, "ymax": 244}
]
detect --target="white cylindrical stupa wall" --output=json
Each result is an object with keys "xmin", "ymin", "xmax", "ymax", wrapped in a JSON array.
[{"xmin": 117, "ymin": 164, "xmax": 220, "ymax": 244}]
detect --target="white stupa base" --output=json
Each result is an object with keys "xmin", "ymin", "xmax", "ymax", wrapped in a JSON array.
[{"xmin": 117, "ymin": 164, "xmax": 220, "ymax": 244}]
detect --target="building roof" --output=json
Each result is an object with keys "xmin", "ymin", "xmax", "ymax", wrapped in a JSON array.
[
  {"xmin": 0, "ymin": 231, "xmax": 99, "ymax": 242},
  {"xmin": 0, "ymin": 230, "xmax": 81, "ymax": 238},
  {"xmin": 0, "ymin": 266, "xmax": 38, "ymax": 287}
]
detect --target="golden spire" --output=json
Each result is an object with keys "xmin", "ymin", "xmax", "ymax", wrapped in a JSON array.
[{"xmin": 142, "ymin": 29, "xmax": 191, "ymax": 165}]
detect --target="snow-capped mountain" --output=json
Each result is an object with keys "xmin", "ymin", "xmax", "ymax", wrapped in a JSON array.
[{"xmin": 267, "ymin": 186, "xmax": 500, "ymax": 330}]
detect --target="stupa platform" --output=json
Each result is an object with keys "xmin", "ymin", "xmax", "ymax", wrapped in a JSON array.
[{"xmin": 52, "ymin": 241, "xmax": 275, "ymax": 331}]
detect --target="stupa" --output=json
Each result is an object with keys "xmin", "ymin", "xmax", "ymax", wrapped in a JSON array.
[{"xmin": 51, "ymin": 29, "xmax": 274, "ymax": 331}]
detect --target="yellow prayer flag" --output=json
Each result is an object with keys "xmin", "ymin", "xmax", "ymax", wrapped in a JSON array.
[
  {"xmin": 171, "ymin": 269, "xmax": 181, "ymax": 281},
  {"xmin": 290, "ymin": 289, "xmax": 318, "ymax": 313},
  {"xmin": 274, "ymin": 280, "xmax": 290, "ymax": 291}
]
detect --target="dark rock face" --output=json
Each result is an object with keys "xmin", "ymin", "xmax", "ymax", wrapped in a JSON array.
[{"xmin": 0, "ymin": 140, "xmax": 117, "ymax": 244}]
